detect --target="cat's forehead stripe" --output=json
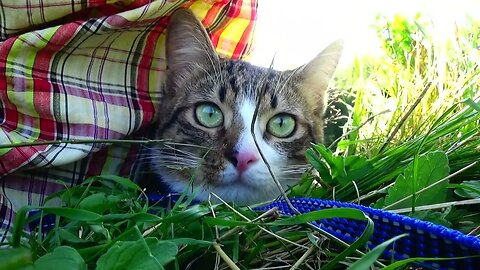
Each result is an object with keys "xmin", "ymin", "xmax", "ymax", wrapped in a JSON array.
[
  {"xmin": 270, "ymin": 94, "xmax": 278, "ymax": 109},
  {"xmin": 229, "ymin": 77, "xmax": 237, "ymax": 93},
  {"xmin": 219, "ymin": 85, "xmax": 226, "ymax": 102},
  {"xmin": 225, "ymin": 61, "xmax": 238, "ymax": 94}
]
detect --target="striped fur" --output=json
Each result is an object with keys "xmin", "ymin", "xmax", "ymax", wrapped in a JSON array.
[{"xmin": 146, "ymin": 9, "xmax": 342, "ymax": 204}]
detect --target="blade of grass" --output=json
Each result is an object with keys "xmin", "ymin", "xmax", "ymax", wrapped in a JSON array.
[{"xmin": 346, "ymin": 234, "xmax": 407, "ymax": 270}]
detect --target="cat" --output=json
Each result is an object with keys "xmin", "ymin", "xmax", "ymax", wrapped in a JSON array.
[{"xmin": 139, "ymin": 9, "xmax": 342, "ymax": 204}]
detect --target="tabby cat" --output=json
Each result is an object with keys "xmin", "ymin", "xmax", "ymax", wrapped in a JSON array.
[{"xmin": 142, "ymin": 9, "xmax": 342, "ymax": 204}]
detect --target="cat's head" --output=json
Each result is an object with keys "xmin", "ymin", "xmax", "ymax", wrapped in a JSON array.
[{"xmin": 149, "ymin": 9, "xmax": 342, "ymax": 204}]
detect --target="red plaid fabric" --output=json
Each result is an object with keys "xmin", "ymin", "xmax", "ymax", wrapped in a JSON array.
[{"xmin": 0, "ymin": 0, "xmax": 257, "ymax": 243}]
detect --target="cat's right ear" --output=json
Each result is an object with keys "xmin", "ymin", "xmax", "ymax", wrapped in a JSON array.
[{"xmin": 166, "ymin": 9, "xmax": 219, "ymax": 75}]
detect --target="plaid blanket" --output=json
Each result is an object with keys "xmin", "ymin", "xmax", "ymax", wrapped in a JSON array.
[{"xmin": 0, "ymin": 0, "xmax": 257, "ymax": 243}]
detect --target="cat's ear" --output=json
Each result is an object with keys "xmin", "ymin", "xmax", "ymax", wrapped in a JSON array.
[
  {"xmin": 166, "ymin": 9, "xmax": 219, "ymax": 73},
  {"xmin": 296, "ymin": 40, "xmax": 343, "ymax": 114}
]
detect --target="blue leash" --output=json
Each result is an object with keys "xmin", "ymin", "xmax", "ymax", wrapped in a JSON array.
[
  {"xmin": 28, "ymin": 196, "xmax": 480, "ymax": 269},
  {"xmin": 259, "ymin": 198, "xmax": 480, "ymax": 270}
]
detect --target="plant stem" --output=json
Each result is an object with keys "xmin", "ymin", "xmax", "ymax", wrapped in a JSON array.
[
  {"xmin": 289, "ymin": 244, "xmax": 316, "ymax": 270},
  {"xmin": 0, "ymin": 138, "xmax": 169, "ymax": 148},
  {"xmin": 213, "ymin": 243, "xmax": 240, "ymax": 270},
  {"xmin": 379, "ymin": 81, "xmax": 432, "ymax": 153}
]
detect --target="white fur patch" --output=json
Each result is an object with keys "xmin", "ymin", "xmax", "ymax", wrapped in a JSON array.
[
  {"xmin": 160, "ymin": 100, "xmax": 300, "ymax": 204},
  {"xmin": 209, "ymin": 100, "xmax": 286, "ymax": 202},
  {"xmin": 237, "ymin": 100, "xmax": 281, "ymax": 172}
]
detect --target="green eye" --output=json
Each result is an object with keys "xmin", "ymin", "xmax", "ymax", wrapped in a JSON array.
[
  {"xmin": 267, "ymin": 114, "xmax": 296, "ymax": 138},
  {"xmin": 195, "ymin": 103, "xmax": 224, "ymax": 128}
]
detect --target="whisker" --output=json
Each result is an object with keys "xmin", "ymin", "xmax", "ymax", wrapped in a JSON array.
[
  {"xmin": 141, "ymin": 151, "xmax": 201, "ymax": 159},
  {"xmin": 147, "ymin": 148, "xmax": 202, "ymax": 161},
  {"xmin": 141, "ymin": 142, "xmax": 210, "ymax": 151},
  {"xmin": 161, "ymin": 145, "xmax": 198, "ymax": 158},
  {"xmin": 279, "ymin": 165, "xmax": 310, "ymax": 169},
  {"xmin": 280, "ymin": 178, "xmax": 302, "ymax": 181},
  {"xmin": 281, "ymin": 169, "xmax": 308, "ymax": 173},
  {"xmin": 138, "ymin": 154, "xmax": 200, "ymax": 163},
  {"xmin": 137, "ymin": 157, "xmax": 199, "ymax": 164},
  {"xmin": 281, "ymin": 173, "xmax": 307, "ymax": 176}
]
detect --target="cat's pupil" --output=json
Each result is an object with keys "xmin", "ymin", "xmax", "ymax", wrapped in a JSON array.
[
  {"xmin": 204, "ymin": 106, "xmax": 215, "ymax": 117},
  {"xmin": 274, "ymin": 116, "xmax": 286, "ymax": 128}
]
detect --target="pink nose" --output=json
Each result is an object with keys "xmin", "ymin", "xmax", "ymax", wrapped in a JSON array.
[{"xmin": 232, "ymin": 151, "xmax": 259, "ymax": 172}]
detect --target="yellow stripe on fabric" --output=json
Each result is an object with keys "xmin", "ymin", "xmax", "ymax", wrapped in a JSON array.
[
  {"xmin": 6, "ymin": 26, "xmax": 57, "ymax": 77},
  {"xmin": 0, "ymin": 131, "xmax": 23, "ymax": 156},
  {"xmin": 6, "ymin": 28, "xmax": 58, "ymax": 142},
  {"xmin": 215, "ymin": 6, "xmax": 252, "ymax": 58},
  {"xmin": 189, "ymin": 1, "xmax": 213, "ymax": 21},
  {"xmin": 0, "ymin": 127, "xmax": 39, "ymax": 156}
]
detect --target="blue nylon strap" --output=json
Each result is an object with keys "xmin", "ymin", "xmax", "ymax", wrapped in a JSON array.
[
  {"xmin": 257, "ymin": 198, "xmax": 480, "ymax": 270},
  {"xmin": 28, "ymin": 196, "xmax": 480, "ymax": 269}
]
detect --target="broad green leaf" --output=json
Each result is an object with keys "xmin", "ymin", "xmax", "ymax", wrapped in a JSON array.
[
  {"xmin": 89, "ymin": 224, "xmax": 111, "ymax": 240},
  {"xmin": 305, "ymin": 148, "xmax": 333, "ymax": 184},
  {"xmin": 58, "ymin": 228, "xmax": 90, "ymax": 243},
  {"xmin": 410, "ymin": 210, "xmax": 452, "ymax": 228},
  {"xmin": 311, "ymin": 186, "xmax": 329, "ymax": 198},
  {"xmin": 342, "ymin": 155, "xmax": 373, "ymax": 184},
  {"xmin": 78, "ymin": 193, "xmax": 121, "ymax": 214},
  {"xmin": 383, "ymin": 151, "xmax": 449, "ymax": 209},
  {"xmin": 313, "ymin": 144, "xmax": 347, "ymax": 179},
  {"xmin": 86, "ymin": 175, "xmax": 141, "ymax": 191},
  {"xmin": 336, "ymin": 139, "xmax": 351, "ymax": 151},
  {"xmin": 347, "ymin": 234, "xmax": 407, "ymax": 270},
  {"xmin": 162, "ymin": 204, "xmax": 210, "ymax": 224},
  {"xmin": 96, "ymin": 238, "xmax": 177, "ymax": 270},
  {"xmin": 0, "ymin": 248, "xmax": 32, "ymax": 270},
  {"xmin": 372, "ymin": 197, "xmax": 385, "ymax": 209},
  {"xmin": 33, "ymin": 246, "xmax": 86, "ymax": 270},
  {"xmin": 454, "ymin": 180, "xmax": 480, "ymax": 199},
  {"xmin": 11, "ymin": 207, "xmax": 99, "ymax": 247},
  {"xmin": 40, "ymin": 207, "xmax": 102, "ymax": 221},
  {"xmin": 96, "ymin": 213, "xmax": 161, "ymax": 223},
  {"xmin": 307, "ymin": 145, "xmax": 373, "ymax": 188},
  {"xmin": 289, "ymin": 176, "xmax": 315, "ymax": 197}
]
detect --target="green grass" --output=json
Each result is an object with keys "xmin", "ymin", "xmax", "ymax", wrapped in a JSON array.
[
  {"xmin": 1, "ymin": 14, "xmax": 480, "ymax": 270},
  {"xmin": 323, "ymin": 14, "xmax": 480, "ymax": 225}
]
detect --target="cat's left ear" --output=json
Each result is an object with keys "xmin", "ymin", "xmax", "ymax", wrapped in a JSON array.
[
  {"xmin": 166, "ymin": 9, "xmax": 219, "ymax": 79},
  {"xmin": 295, "ymin": 40, "xmax": 343, "ymax": 114}
]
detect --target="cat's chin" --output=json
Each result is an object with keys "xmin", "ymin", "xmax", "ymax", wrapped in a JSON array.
[
  {"xmin": 168, "ymin": 179, "xmax": 280, "ymax": 205},
  {"xmin": 158, "ymin": 168, "xmax": 284, "ymax": 205},
  {"xmin": 219, "ymin": 163, "xmax": 273, "ymax": 186}
]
